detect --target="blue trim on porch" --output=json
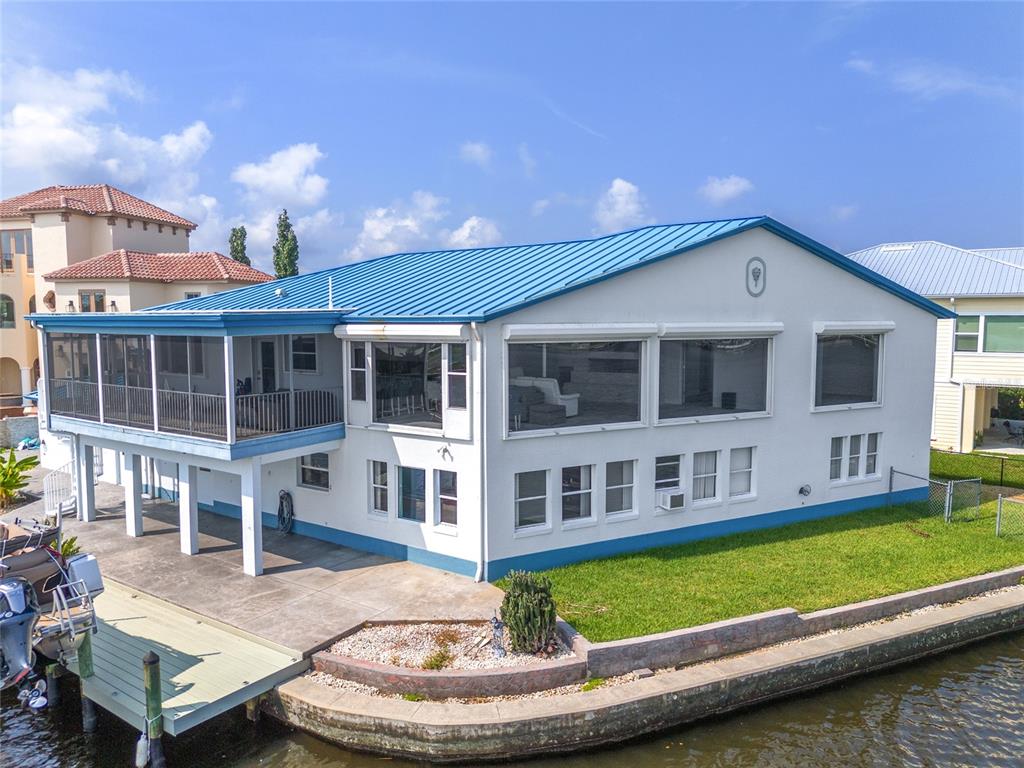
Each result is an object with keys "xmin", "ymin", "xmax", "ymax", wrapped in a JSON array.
[
  {"xmin": 485, "ymin": 486, "xmax": 930, "ymax": 580},
  {"xmin": 197, "ymin": 499, "xmax": 478, "ymax": 578}
]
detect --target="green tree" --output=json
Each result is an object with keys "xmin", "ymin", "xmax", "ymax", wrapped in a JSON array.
[
  {"xmin": 228, "ymin": 225, "xmax": 250, "ymax": 266},
  {"xmin": 272, "ymin": 209, "xmax": 299, "ymax": 278}
]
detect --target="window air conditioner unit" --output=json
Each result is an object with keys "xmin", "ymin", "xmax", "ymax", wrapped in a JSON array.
[{"xmin": 657, "ymin": 489, "xmax": 685, "ymax": 510}]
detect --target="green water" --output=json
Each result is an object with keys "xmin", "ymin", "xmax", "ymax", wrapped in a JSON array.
[{"xmin": 3, "ymin": 633, "xmax": 1022, "ymax": 767}]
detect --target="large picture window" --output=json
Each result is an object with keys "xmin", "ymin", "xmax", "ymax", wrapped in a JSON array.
[
  {"xmin": 507, "ymin": 340, "xmax": 642, "ymax": 432},
  {"xmin": 373, "ymin": 342, "xmax": 443, "ymax": 429},
  {"xmin": 658, "ymin": 338, "xmax": 769, "ymax": 420},
  {"xmin": 814, "ymin": 334, "xmax": 881, "ymax": 407},
  {"xmin": 982, "ymin": 316, "xmax": 1024, "ymax": 353}
]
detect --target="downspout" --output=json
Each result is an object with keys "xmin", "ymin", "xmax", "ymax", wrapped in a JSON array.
[{"xmin": 471, "ymin": 321, "xmax": 488, "ymax": 582}]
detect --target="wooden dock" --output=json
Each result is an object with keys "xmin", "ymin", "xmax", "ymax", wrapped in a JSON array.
[{"xmin": 67, "ymin": 580, "xmax": 308, "ymax": 735}]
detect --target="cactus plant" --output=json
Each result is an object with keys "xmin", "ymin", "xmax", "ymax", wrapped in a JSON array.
[{"xmin": 499, "ymin": 570, "xmax": 558, "ymax": 654}]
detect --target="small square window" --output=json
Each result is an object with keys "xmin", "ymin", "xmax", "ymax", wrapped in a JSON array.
[
  {"xmin": 291, "ymin": 335, "xmax": 317, "ymax": 372},
  {"xmin": 561, "ymin": 465, "xmax": 593, "ymax": 521},
  {"xmin": 693, "ymin": 451, "xmax": 718, "ymax": 501},
  {"xmin": 655, "ymin": 455, "xmax": 682, "ymax": 490},
  {"xmin": 370, "ymin": 460, "xmax": 388, "ymax": 515},
  {"xmin": 954, "ymin": 316, "xmax": 980, "ymax": 352},
  {"xmin": 298, "ymin": 452, "xmax": 330, "ymax": 490},
  {"xmin": 729, "ymin": 447, "xmax": 754, "ymax": 497}
]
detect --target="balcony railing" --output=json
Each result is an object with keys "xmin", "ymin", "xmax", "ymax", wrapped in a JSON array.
[{"xmin": 47, "ymin": 378, "xmax": 344, "ymax": 443}]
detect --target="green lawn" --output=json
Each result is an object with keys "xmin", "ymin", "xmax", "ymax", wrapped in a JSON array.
[
  {"xmin": 537, "ymin": 501, "xmax": 1023, "ymax": 642},
  {"xmin": 930, "ymin": 449, "xmax": 1024, "ymax": 489}
]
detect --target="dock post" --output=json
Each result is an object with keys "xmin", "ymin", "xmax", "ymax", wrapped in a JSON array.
[
  {"xmin": 143, "ymin": 651, "xmax": 166, "ymax": 768},
  {"xmin": 45, "ymin": 663, "xmax": 61, "ymax": 706},
  {"xmin": 79, "ymin": 630, "xmax": 97, "ymax": 732}
]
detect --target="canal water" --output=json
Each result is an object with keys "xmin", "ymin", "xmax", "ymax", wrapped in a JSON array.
[{"xmin": 3, "ymin": 633, "xmax": 1021, "ymax": 767}]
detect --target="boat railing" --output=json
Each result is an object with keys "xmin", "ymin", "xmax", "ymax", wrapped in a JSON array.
[{"xmin": 43, "ymin": 579, "xmax": 97, "ymax": 662}]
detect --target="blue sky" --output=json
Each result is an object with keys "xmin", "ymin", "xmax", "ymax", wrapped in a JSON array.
[{"xmin": 3, "ymin": 1, "xmax": 1022, "ymax": 272}]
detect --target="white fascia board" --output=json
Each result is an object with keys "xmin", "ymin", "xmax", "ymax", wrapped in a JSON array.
[
  {"xmin": 335, "ymin": 323, "xmax": 468, "ymax": 340},
  {"xmin": 503, "ymin": 323, "xmax": 660, "ymax": 341},
  {"xmin": 814, "ymin": 321, "xmax": 896, "ymax": 335},
  {"xmin": 658, "ymin": 322, "xmax": 785, "ymax": 338}
]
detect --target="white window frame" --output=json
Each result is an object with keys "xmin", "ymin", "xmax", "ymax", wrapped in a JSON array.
[
  {"xmin": 560, "ymin": 464, "xmax": 594, "ymax": 527},
  {"xmin": 503, "ymin": 335, "xmax": 648, "ymax": 440},
  {"xmin": 980, "ymin": 314, "xmax": 1024, "ymax": 355},
  {"xmin": 446, "ymin": 343, "xmax": 468, "ymax": 410},
  {"xmin": 830, "ymin": 432, "xmax": 883, "ymax": 484},
  {"xmin": 289, "ymin": 334, "xmax": 319, "ymax": 374},
  {"xmin": 515, "ymin": 470, "xmax": 550, "ymax": 533},
  {"xmin": 810, "ymin": 324, "xmax": 891, "ymax": 413},
  {"xmin": 692, "ymin": 450, "xmax": 719, "ymax": 505},
  {"xmin": 953, "ymin": 315, "xmax": 980, "ymax": 353},
  {"xmin": 368, "ymin": 459, "xmax": 388, "ymax": 517},
  {"xmin": 297, "ymin": 452, "xmax": 330, "ymax": 491},
  {"xmin": 435, "ymin": 469, "xmax": 458, "ymax": 530},
  {"xmin": 349, "ymin": 341, "xmax": 368, "ymax": 402},
  {"xmin": 605, "ymin": 460, "xmax": 636, "ymax": 519},
  {"xmin": 655, "ymin": 334, "xmax": 776, "ymax": 426},
  {"xmin": 728, "ymin": 447, "xmax": 755, "ymax": 499},
  {"xmin": 830, "ymin": 436, "xmax": 844, "ymax": 481}
]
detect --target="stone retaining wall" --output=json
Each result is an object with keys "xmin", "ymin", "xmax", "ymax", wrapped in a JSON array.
[
  {"xmin": 585, "ymin": 565, "xmax": 1024, "ymax": 677},
  {"xmin": 313, "ymin": 653, "xmax": 588, "ymax": 698},
  {"xmin": 265, "ymin": 587, "xmax": 1024, "ymax": 763},
  {"xmin": 0, "ymin": 415, "xmax": 38, "ymax": 448}
]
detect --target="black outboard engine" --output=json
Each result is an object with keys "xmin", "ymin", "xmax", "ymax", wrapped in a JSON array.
[{"xmin": 0, "ymin": 577, "xmax": 40, "ymax": 690}]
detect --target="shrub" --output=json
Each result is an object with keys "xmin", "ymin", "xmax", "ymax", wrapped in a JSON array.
[
  {"xmin": 500, "ymin": 570, "xmax": 558, "ymax": 654},
  {"xmin": 402, "ymin": 693, "xmax": 424, "ymax": 702},
  {"xmin": 59, "ymin": 536, "xmax": 81, "ymax": 558},
  {"xmin": 0, "ymin": 449, "xmax": 39, "ymax": 511},
  {"xmin": 433, "ymin": 626, "xmax": 462, "ymax": 647},
  {"xmin": 422, "ymin": 647, "xmax": 453, "ymax": 670},
  {"xmin": 581, "ymin": 677, "xmax": 606, "ymax": 692}
]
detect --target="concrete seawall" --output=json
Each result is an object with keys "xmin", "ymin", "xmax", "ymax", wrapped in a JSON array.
[{"xmin": 265, "ymin": 585, "xmax": 1024, "ymax": 763}]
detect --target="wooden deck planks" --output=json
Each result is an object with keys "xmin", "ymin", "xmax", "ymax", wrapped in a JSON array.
[{"xmin": 68, "ymin": 581, "xmax": 308, "ymax": 735}]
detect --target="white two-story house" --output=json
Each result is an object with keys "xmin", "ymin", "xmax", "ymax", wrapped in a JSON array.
[
  {"xmin": 29, "ymin": 216, "xmax": 950, "ymax": 580},
  {"xmin": 850, "ymin": 241, "xmax": 1024, "ymax": 453}
]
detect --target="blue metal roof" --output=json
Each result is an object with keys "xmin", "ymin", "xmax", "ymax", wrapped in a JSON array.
[
  {"xmin": 849, "ymin": 241, "xmax": 1024, "ymax": 298},
  {"xmin": 29, "ymin": 217, "xmax": 953, "ymax": 333}
]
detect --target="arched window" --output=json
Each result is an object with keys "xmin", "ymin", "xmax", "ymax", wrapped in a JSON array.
[
  {"xmin": 0, "ymin": 294, "xmax": 14, "ymax": 328},
  {"xmin": 29, "ymin": 295, "xmax": 36, "ymax": 314}
]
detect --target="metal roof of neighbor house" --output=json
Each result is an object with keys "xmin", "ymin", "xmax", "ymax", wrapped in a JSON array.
[
  {"xmin": 848, "ymin": 241, "xmax": 1024, "ymax": 298},
  {"xmin": 43, "ymin": 250, "xmax": 273, "ymax": 284},
  {"xmin": 142, "ymin": 216, "xmax": 950, "ymax": 320},
  {"xmin": 0, "ymin": 184, "xmax": 196, "ymax": 229}
]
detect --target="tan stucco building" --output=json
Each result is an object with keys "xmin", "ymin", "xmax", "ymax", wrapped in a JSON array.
[
  {"xmin": 849, "ymin": 241, "xmax": 1024, "ymax": 453},
  {"xmin": 0, "ymin": 184, "xmax": 269, "ymax": 403}
]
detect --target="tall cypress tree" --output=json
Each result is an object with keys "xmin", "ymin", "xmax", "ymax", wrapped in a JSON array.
[
  {"xmin": 272, "ymin": 209, "xmax": 299, "ymax": 278},
  {"xmin": 228, "ymin": 225, "xmax": 250, "ymax": 265}
]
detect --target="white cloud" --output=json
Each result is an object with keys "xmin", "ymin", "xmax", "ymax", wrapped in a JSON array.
[
  {"xmin": 593, "ymin": 178, "xmax": 652, "ymax": 233},
  {"xmin": 698, "ymin": 175, "xmax": 755, "ymax": 205},
  {"xmin": 459, "ymin": 141, "xmax": 492, "ymax": 170},
  {"xmin": 846, "ymin": 57, "xmax": 1015, "ymax": 102},
  {"xmin": 531, "ymin": 199, "xmax": 551, "ymax": 217},
  {"xmin": 1, "ymin": 64, "xmax": 222, "ymax": 241},
  {"xmin": 444, "ymin": 216, "xmax": 502, "ymax": 249},
  {"xmin": 518, "ymin": 143, "xmax": 537, "ymax": 178},
  {"xmin": 831, "ymin": 204, "xmax": 859, "ymax": 221},
  {"xmin": 231, "ymin": 143, "xmax": 329, "ymax": 206},
  {"xmin": 345, "ymin": 191, "xmax": 448, "ymax": 261}
]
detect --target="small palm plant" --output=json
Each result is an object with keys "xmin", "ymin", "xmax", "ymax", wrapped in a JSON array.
[{"xmin": 0, "ymin": 449, "xmax": 40, "ymax": 511}]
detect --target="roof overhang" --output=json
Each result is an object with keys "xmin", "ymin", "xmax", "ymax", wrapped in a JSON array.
[{"xmin": 27, "ymin": 309, "xmax": 349, "ymax": 337}]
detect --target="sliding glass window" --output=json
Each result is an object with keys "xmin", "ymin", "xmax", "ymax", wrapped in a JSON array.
[
  {"xmin": 507, "ymin": 340, "xmax": 642, "ymax": 432},
  {"xmin": 658, "ymin": 338, "xmax": 769, "ymax": 420},
  {"xmin": 983, "ymin": 317, "xmax": 1024, "ymax": 353},
  {"xmin": 815, "ymin": 334, "xmax": 881, "ymax": 407}
]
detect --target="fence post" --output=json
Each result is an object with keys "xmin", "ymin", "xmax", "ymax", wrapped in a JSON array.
[
  {"xmin": 944, "ymin": 480, "xmax": 953, "ymax": 523},
  {"xmin": 996, "ymin": 495, "xmax": 1003, "ymax": 538},
  {"xmin": 888, "ymin": 466, "xmax": 894, "ymax": 509},
  {"xmin": 1000, "ymin": 457, "xmax": 1004, "ymax": 488},
  {"xmin": 143, "ymin": 651, "xmax": 166, "ymax": 768}
]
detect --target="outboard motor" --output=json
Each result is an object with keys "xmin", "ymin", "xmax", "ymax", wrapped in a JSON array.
[{"xmin": 0, "ymin": 577, "xmax": 40, "ymax": 690}]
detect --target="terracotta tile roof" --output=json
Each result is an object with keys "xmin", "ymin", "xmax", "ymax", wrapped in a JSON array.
[
  {"xmin": 0, "ymin": 184, "xmax": 196, "ymax": 229},
  {"xmin": 43, "ymin": 250, "xmax": 273, "ymax": 284}
]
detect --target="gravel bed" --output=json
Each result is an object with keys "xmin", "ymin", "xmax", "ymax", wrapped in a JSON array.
[{"xmin": 327, "ymin": 621, "xmax": 573, "ymax": 670}]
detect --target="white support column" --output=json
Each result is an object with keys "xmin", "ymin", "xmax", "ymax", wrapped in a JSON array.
[
  {"xmin": 178, "ymin": 462, "xmax": 199, "ymax": 555},
  {"xmin": 75, "ymin": 438, "xmax": 96, "ymax": 522},
  {"xmin": 240, "ymin": 459, "xmax": 263, "ymax": 576},
  {"xmin": 224, "ymin": 336, "xmax": 236, "ymax": 443},
  {"xmin": 150, "ymin": 334, "xmax": 159, "ymax": 432},
  {"xmin": 124, "ymin": 453, "xmax": 144, "ymax": 537},
  {"xmin": 37, "ymin": 329, "xmax": 49, "ymax": 429},
  {"xmin": 95, "ymin": 334, "xmax": 105, "ymax": 423},
  {"xmin": 19, "ymin": 367, "xmax": 31, "ymax": 398},
  {"xmin": 287, "ymin": 334, "xmax": 295, "ymax": 430}
]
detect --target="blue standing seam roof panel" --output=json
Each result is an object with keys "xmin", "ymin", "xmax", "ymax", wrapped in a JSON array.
[{"xmin": 28, "ymin": 216, "xmax": 954, "ymax": 332}]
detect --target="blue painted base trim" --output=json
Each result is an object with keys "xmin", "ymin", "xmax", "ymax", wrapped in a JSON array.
[
  {"xmin": 486, "ymin": 487, "xmax": 930, "ymax": 580},
  {"xmin": 196, "ymin": 499, "xmax": 478, "ymax": 578}
]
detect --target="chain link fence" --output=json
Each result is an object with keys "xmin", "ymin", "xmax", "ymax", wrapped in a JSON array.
[
  {"xmin": 889, "ymin": 468, "xmax": 982, "ymax": 523},
  {"xmin": 931, "ymin": 449, "xmax": 1024, "ymax": 491},
  {"xmin": 996, "ymin": 496, "xmax": 1024, "ymax": 540}
]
